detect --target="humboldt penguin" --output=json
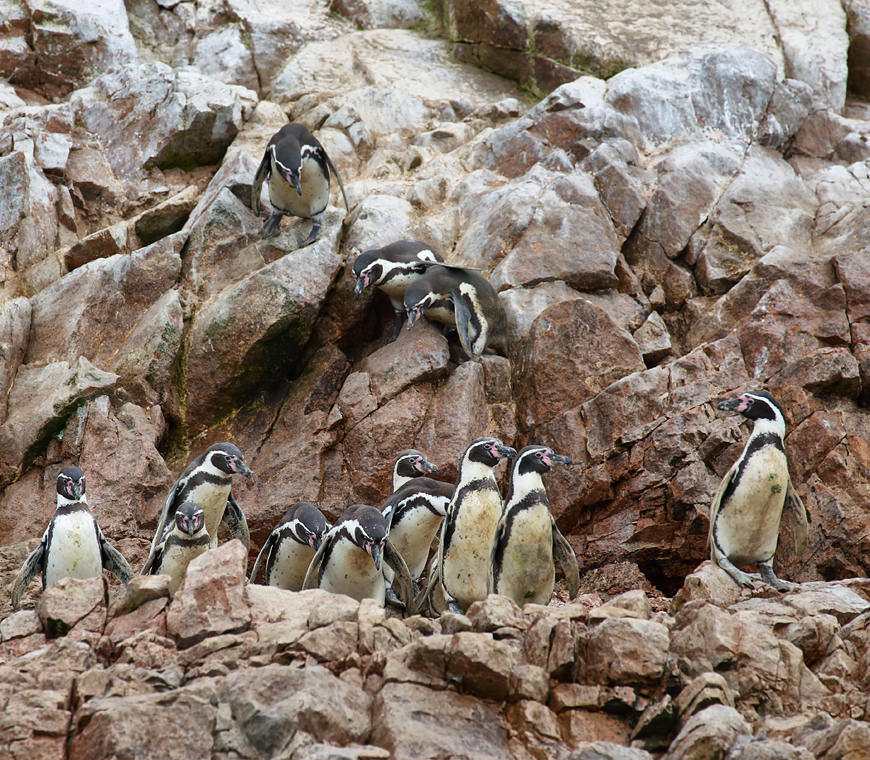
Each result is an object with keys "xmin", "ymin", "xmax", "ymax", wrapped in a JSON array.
[
  {"xmin": 251, "ymin": 123, "xmax": 350, "ymax": 244},
  {"xmin": 404, "ymin": 265, "xmax": 508, "ymax": 360},
  {"xmin": 417, "ymin": 437, "xmax": 516, "ymax": 614},
  {"xmin": 351, "ymin": 241, "xmax": 444, "ymax": 340},
  {"xmin": 147, "ymin": 500, "xmax": 209, "ymax": 595},
  {"xmin": 249, "ymin": 502, "xmax": 329, "ymax": 590},
  {"xmin": 11, "ymin": 466, "xmax": 133, "ymax": 609},
  {"xmin": 382, "ymin": 450, "xmax": 453, "ymax": 588},
  {"xmin": 302, "ymin": 504, "xmax": 413, "ymax": 607},
  {"xmin": 488, "ymin": 445, "xmax": 579, "ymax": 606},
  {"xmin": 709, "ymin": 390, "xmax": 809, "ymax": 591},
  {"xmin": 141, "ymin": 442, "xmax": 252, "ymax": 574}
]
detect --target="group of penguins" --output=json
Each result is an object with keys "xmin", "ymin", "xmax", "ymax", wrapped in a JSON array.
[
  {"xmin": 9, "ymin": 121, "xmax": 812, "ymax": 611},
  {"xmin": 11, "ymin": 389, "xmax": 809, "ymax": 613}
]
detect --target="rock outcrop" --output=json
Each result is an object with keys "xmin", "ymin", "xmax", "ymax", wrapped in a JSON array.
[{"xmin": 2, "ymin": 0, "xmax": 870, "ymax": 756}]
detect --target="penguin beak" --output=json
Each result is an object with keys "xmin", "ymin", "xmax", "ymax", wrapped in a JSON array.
[
  {"xmin": 419, "ymin": 458, "xmax": 438, "ymax": 474},
  {"xmin": 309, "ymin": 533, "xmax": 322, "ymax": 550},
  {"xmin": 71, "ymin": 480, "xmax": 85, "ymax": 499},
  {"xmin": 366, "ymin": 541, "xmax": 382, "ymax": 571},
  {"xmin": 496, "ymin": 444, "xmax": 518, "ymax": 459},
  {"xmin": 233, "ymin": 460, "xmax": 253, "ymax": 478},
  {"xmin": 717, "ymin": 396, "xmax": 746, "ymax": 412},
  {"xmin": 406, "ymin": 306, "xmax": 421, "ymax": 328},
  {"xmin": 353, "ymin": 275, "xmax": 368, "ymax": 296},
  {"xmin": 279, "ymin": 166, "xmax": 302, "ymax": 195},
  {"xmin": 548, "ymin": 453, "xmax": 573, "ymax": 467}
]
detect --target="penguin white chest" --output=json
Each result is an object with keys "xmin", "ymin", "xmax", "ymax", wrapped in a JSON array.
[
  {"xmin": 389, "ymin": 509, "xmax": 444, "ymax": 580},
  {"xmin": 716, "ymin": 447, "xmax": 790, "ymax": 564},
  {"xmin": 45, "ymin": 512, "xmax": 102, "ymax": 587},
  {"xmin": 268, "ymin": 540, "xmax": 315, "ymax": 591},
  {"xmin": 493, "ymin": 505, "xmax": 555, "ymax": 606},
  {"xmin": 185, "ymin": 481, "xmax": 231, "ymax": 548},
  {"xmin": 320, "ymin": 541, "xmax": 385, "ymax": 603},
  {"xmin": 160, "ymin": 537, "xmax": 208, "ymax": 595},
  {"xmin": 443, "ymin": 488, "xmax": 502, "ymax": 607},
  {"xmin": 269, "ymin": 157, "xmax": 329, "ymax": 218}
]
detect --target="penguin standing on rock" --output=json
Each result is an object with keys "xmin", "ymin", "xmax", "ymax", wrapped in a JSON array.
[
  {"xmin": 251, "ymin": 123, "xmax": 349, "ymax": 245},
  {"xmin": 352, "ymin": 241, "xmax": 444, "ymax": 340},
  {"xmin": 404, "ymin": 265, "xmax": 508, "ymax": 361},
  {"xmin": 11, "ymin": 466, "xmax": 133, "ymax": 609},
  {"xmin": 709, "ymin": 390, "xmax": 809, "ymax": 591},
  {"xmin": 142, "ymin": 442, "xmax": 252, "ymax": 574},
  {"xmin": 146, "ymin": 500, "xmax": 209, "ymax": 595},
  {"xmin": 302, "ymin": 504, "xmax": 413, "ymax": 607},
  {"xmin": 488, "ymin": 445, "xmax": 579, "ymax": 606},
  {"xmin": 382, "ymin": 450, "xmax": 453, "ymax": 590},
  {"xmin": 249, "ymin": 502, "xmax": 329, "ymax": 590},
  {"xmin": 417, "ymin": 437, "xmax": 516, "ymax": 614}
]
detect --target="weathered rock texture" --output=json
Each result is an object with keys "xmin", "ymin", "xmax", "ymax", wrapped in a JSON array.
[{"xmin": 2, "ymin": 0, "xmax": 870, "ymax": 756}]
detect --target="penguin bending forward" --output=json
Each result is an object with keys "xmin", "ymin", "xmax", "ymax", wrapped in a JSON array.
[
  {"xmin": 302, "ymin": 504, "xmax": 413, "ymax": 607},
  {"xmin": 382, "ymin": 450, "xmax": 453, "ymax": 587},
  {"xmin": 416, "ymin": 437, "xmax": 516, "ymax": 615},
  {"xmin": 488, "ymin": 445, "xmax": 579, "ymax": 606},
  {"xmin": 249, "ymin": 502, "xmax": 329, "ymax": 591},
  {"xmin": 352, "ymin": 241, "xmax": 444, "ymax": 341},
  {"xmin": 147, "ymin": 500, "xmax": 209, "ymax": 595},
  {"xmin": 11, "ymin": 466, "xmax": 133, "ymax": 609},
  {"xmin": 142, "ymin": 443, "xmax": 252, "ymax": 574},
  {"xmin": 709, "ymin": 390, "xmax": 809, "ymax": 591},
  {"xmin": 251, "ymin": 123, "xmax": 349, "ymax": 245},
  {"xmin": 404, "ymin": 265, "xmax": 508, "ymax": 361}
]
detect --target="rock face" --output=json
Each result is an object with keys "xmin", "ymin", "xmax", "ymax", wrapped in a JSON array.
[{"xmin": 2, "ymin": 0, "xmax": 870, "ymax": 756}]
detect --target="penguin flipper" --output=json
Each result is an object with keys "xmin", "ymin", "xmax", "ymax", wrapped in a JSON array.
[
  {"xmin": 11, "ymin": 537, "xmax": 46, "ymax": 609},
  {"xmin": 782, "ymin": 480, "xmax": 810, "ymax": 557},
  {"xmin": 249, "ymin": 533, "xmax": 276, "ymax": 584},
  {"xmin": 301, "ymin": 539, "xmax": 328, "ymax": 590},
  {"xmin": 251, "ymin": 149, "xmax": 271, "ymax": 217},
  {"xmin": 420, "ymin": 260, "xmax": 481, "ymax": 271},
  {"xmin": 142, "ymin": 541, "xmax": 163, "ymax": 576},
  {"xmin": 551, "ymin": 520, "xmax": 580, "ymax": 599},
  {"xmin": 222, "ymin": 494, "xmax": 251, "ymax": 550},
  {"xmin": 99, "ymin": 528, "xmax": 134, "ymax": 584},
  {"xmin": 707, "ymin": 460, "xmax": 738, "ymax": 554},
  {"xmin": 487, "ymin": 517, "xmax": 506, "ymax": 596},
  {"xmin": 321, "ymin": 149, "xmax": 350, "ymax": 212},
  {"xmin": 411, "ymin": 558, "xmax": 439, "ymax": 616},
  {"xmin": 383, "ymin": 539, "xmax": 414, "ymax": 609},
  {"xmin": 451, "ymin": 288, "xmax": 485, "ymax": 361},
  {"xmin": 144, "ymin": 484, "xmax": 179, "ymax": 572}
]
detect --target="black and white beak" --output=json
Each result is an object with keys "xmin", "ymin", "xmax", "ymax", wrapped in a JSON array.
[{"xmin": 365, "ymin": 539, "xmax": 383, "ymax": 571}]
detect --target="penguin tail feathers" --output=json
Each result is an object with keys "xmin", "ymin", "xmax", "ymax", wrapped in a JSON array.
[{"xmin": 323, "ymin": 151, "xmax": 350, "ymax": 212}]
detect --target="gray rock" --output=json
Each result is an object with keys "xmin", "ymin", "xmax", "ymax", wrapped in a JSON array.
[
  {"xmin": 664, "ymin": 704, "xmax": 751, "ymax": 759},
  {"xmin": 330, "ymin": 0, "xmax": 431, "ymax": 30},
  {"xmin": 0, "ymin": 296, "xmax": 31, "ymax": 422},
  {"xmin": 569, "ymin": 743, "xmax": 655, "ymax": 760}
]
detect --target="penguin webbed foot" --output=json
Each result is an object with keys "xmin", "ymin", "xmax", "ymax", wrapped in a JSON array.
[
  {"xmin": 446, "ymin": 597, "xmax": 464, "ymax": 615},
  {"xmin": 385, "ymin": 586, "xmax": 406, "ymax": 609},
  {"xmin": 299, "ymin": 217, "xmax": 322, "ymax": 248},
  {"xmin": 759, "ymin": 562, "xmax": 796, "ymax": 592},
  {"xmin": 717, "ymin": 556, "xmax": 757, "ymax": 589},
  {"xmin": 386, "ymin": 310, "xmax": 406, "ymax": 342},
  {"xmin": 261, "ymin": 213, "xmax": 283, "ymax": 239}
]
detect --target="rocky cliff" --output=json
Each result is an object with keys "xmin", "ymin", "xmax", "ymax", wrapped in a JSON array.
[{"xmin": 1, "ymin": 0, "xmax": 870, "ymax": 757}]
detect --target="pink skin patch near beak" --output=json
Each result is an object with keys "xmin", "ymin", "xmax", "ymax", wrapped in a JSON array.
[
  {"xmin": 541, "ymin": 450, "xmax": 553, "ymax": 467},
  {"xmin": 737, "ymin": 395, "xmax": 753, "ymax": 412}
]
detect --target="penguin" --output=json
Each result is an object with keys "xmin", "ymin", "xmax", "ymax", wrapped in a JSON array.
[
  {"xmin": 302, "ymin": 504, "xmax": 413, "ymax": 607},
  {"xmin": 248, "ymin": 502, "xmax": 329, "ymax": 591},
  {"xmin": 351, "ymin": 241, "xmax": 444, "ymax": 340},
  {"xmin": 382, "ymin": 450, "xmax": 453, "ymax": 587},
  {"xmin": 11, "ymin": 466, "xmax": 133, "ymax": 609},
  {"xmin": 708, "ymin": 390, "xmax": 809, "ymax": 591},
  {"xmin": 141, "ymin": 442, "xmax": 252, "ymax": 574},
  {"xmin": 404, "ymin": 265, "xmax": 508, "ymax": 361},
  {"xmin": 488, "ymin": 445, "xmax": 579, "ymax": 606},
  {"xmin": 251, "ymin": 123, "xmax": 350, "ymax": 245},
  {"xmin": 147, "ymin": 500, "xmax": 209, "ymax": 595},
  {"xmin": 416, "ymin": 437, "xmax": 517, "ymax": 614}
]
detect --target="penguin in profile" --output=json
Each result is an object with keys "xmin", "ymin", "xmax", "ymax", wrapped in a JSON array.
[
  {"xmin": 382, "ymin": 450, "xmax": 453, "ymax": 591},
  {"xmin": 709, "ymin": 390, "xmax": 809, "ymax": 591},
  {"xmin": 11, "ymin": 466, "xmax": 133, "ymax": 609},
  {"xmin": 352, "ymin": 241, "xmax": 444, "ymax": 341},
  {"xmin": 417, "ymin": 437, "xmax": 516, "ymax": 614},
  {"xmin": 488, "ymin": 445, "xmax": 579, "ymax": 606},
  {"xmin": 302, "ymin": 504, "xmax": 413, "ymax": 607},
  {"xmin": 141, "ymin": 442, "xmax": 252, "ymax": 574},
  {"xmin": 251, "ymin": 123, "xmax": 349, "ymax": 245},
  {"xmin": 249, "ymin": 502, "xmax": 329, "ymax": 591},
  {"xmin": 404, "ymin": 266, "xmax": 508, "ymax": 360},
  {"xmin": 146, "ymin": 500, "xmax": 209, "ymax": 595}
]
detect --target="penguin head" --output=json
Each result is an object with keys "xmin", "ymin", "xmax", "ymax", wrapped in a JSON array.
[
  {"xmin": 351, "ymin": 249, "xmax": 382, "ymax": 296},
  {"xmin": 207, "ymin": 443, "xmax": 253, "ymax": 478},
  {"xmin": 514, "ymin": 445, "xmax": 573, "ymax": 475},
  {"xmin": 394, "ymin": 449, "xmax": 439, "ymax": 479},
  {"xmin": 289, "ymin": 502, "xmax": 328, "ymax": 549},
  {"xmin": 175, "ymin": 501, "xmax": 205, "ymax": 536},
  {"xmin": 270, "ymin": 142, "xmax": 303, "ymax": 196},
  {"xmin": 343, "ymin": 505, "xmax": 388, "ymax": 570},
  {"xmin": 717, "ymin": 391, "xmax": 784, "ymax": 422},
  {"xmin": 465, "ymin": 437, "xmax": 518, "ymax": 468},
  {"xmin": 56, "ymin": 465, "xmax": 86, "ymax": 502},
  {"xmin": 403, "ymin": 282, "xmax": 436, "ymax": 328}
]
